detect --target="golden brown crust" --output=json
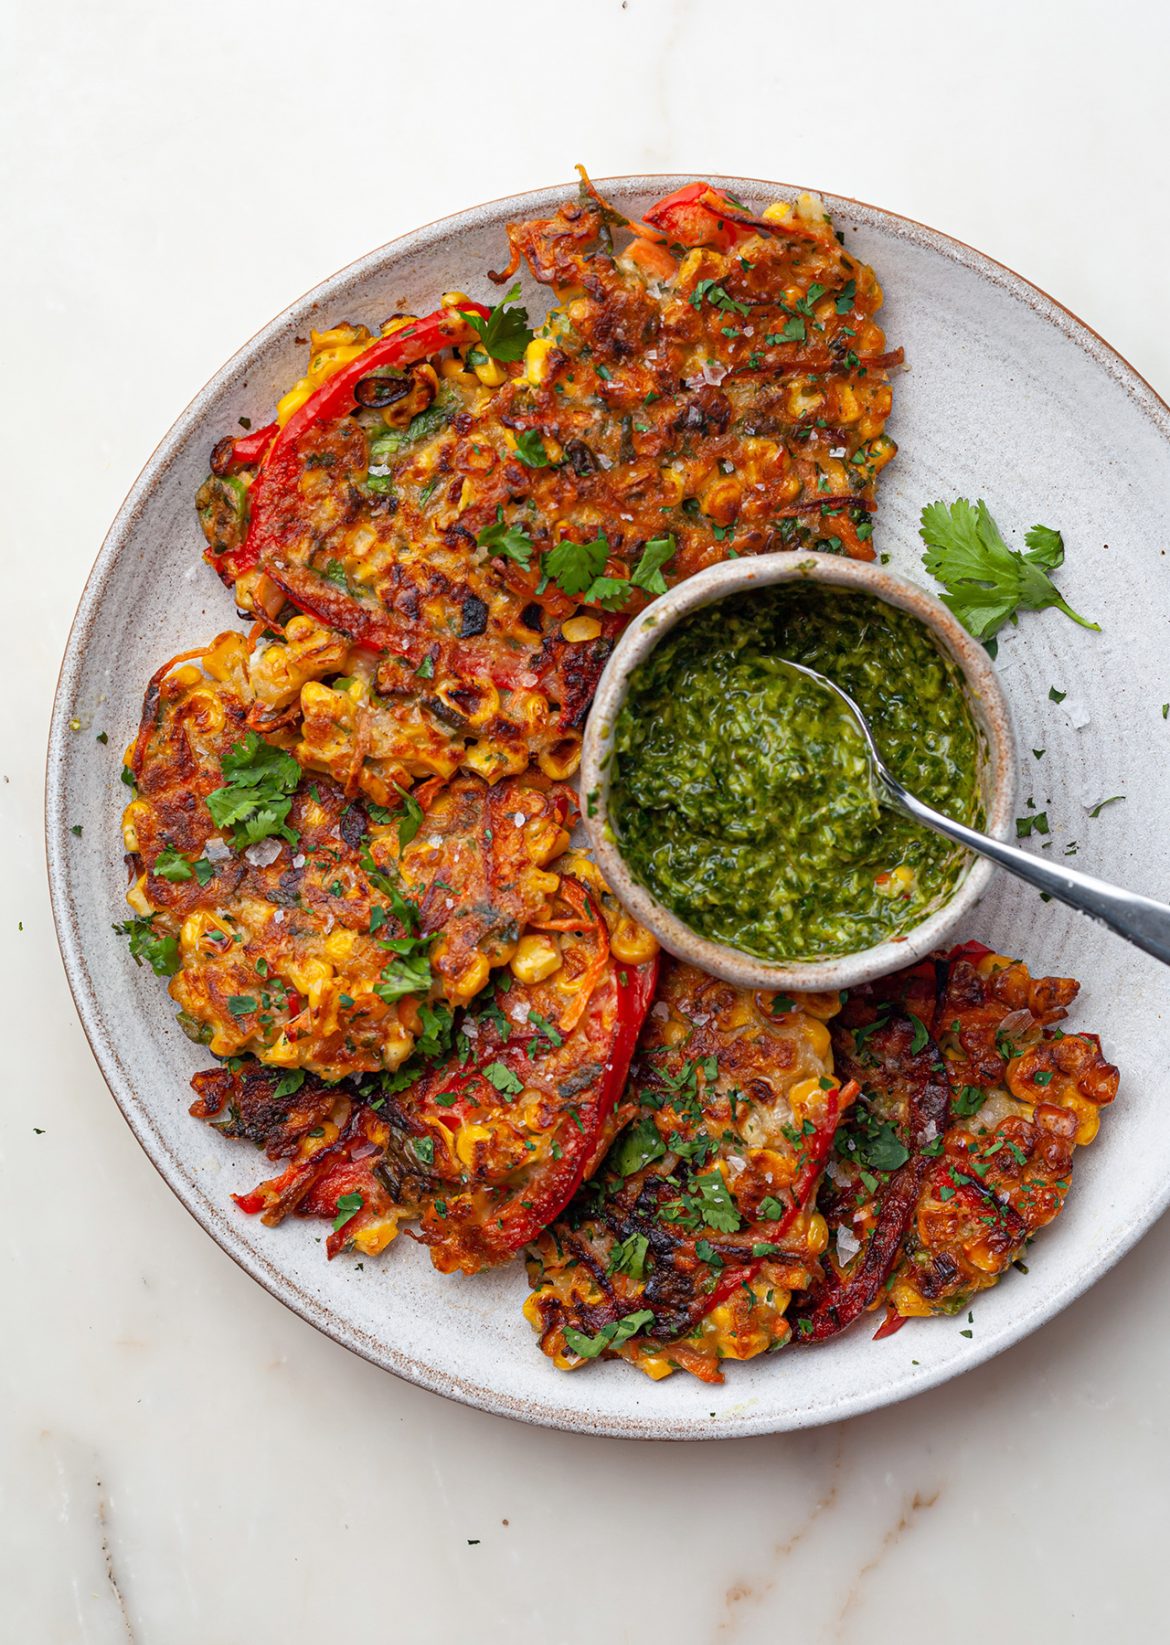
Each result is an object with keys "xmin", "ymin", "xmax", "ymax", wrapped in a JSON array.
[
  {"xmin": 523, "ymin": 959, "xmax": 848, "ymax": 1381},
  {"xmin": 197, "ymin": 187, "xmax": 899, "ymax": 790},
  {"xmin": 809, "ymin": 946, "xmax": 1119, "ymax": 1332},
  {"xmin": 123, "ymin": 635, "xmax": 576, "ymax": 1077}
]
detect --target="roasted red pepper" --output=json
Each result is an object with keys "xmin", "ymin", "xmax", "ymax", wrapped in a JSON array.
[
  {"xmin": 447, "ymin": 953, "xmax": 660, "ymax": 1264},
  {"xmin": 642, "ymin": 181, "xmax": 825, "ymax": 251},
  {"xmin": 792, "ymin": 1013, "xmax": 950, "ymax": 1344},
  {"xmin": 218, "ymin": 303, "xmax": 490, "ymax": 581},
  {"xmin": 642, "ymin": 182, "xmax": 755, "ymax": 249}
]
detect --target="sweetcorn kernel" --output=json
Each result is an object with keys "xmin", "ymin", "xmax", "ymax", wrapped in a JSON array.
[
  {"xmin": 562, "ymin": 615, "xmax": 603, "ymax": 643},
  {"xmin": 122, "ymin": 801, "xmax": 149, "ymax": 854},
  {"xmin": 610, "ymin": 916, "xmax": 659, "ymax": 966},
  {"xmin": 510, "ymin": 933, "xmax": 562, "ymax": 984},
  {"xmin": 125, "ymin": 874, "xmax": 153, "ymax": 916},
  {"xmin": 324, "ymin": 929, "xmax": 357, "ymax": 964},
  {"xmin": 523, "ymin": 337, "xmax": 555, "ymax": 384}
]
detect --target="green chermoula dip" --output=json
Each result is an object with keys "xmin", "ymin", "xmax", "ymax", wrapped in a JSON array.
[{"xmin": 609, "ymin": 584, "xmax": 983, "ymax": 962}]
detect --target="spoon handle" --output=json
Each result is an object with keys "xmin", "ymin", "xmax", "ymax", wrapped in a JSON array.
[{"xmin": 884, "ymin": 779, "xmax": 1170, "ymax": 967}]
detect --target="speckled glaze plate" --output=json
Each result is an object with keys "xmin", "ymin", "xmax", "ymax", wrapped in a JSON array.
[{"xmin": 47, "ymin": 176, "xmax": 1170, "ymax": 1439}]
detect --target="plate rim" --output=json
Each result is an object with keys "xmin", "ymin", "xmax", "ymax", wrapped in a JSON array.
[{"xmin": 45, "ymin": 173, "xmax": 1170, "ymax": 1440}]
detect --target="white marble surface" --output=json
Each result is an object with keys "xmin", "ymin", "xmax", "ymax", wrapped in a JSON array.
[{"xmin": 5, "ymin": 0, "xmax": 1169, "ymax": 1637}]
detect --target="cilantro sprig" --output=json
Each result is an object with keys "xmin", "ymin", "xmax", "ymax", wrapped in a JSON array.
[
  {"xmin": 205, "ymin": 733, "xmax": 301, "ymax": 849},
  {"xmin": 113, "ymin": 915, "xmax": 180, "ymax": 977},
  {"xmin": 476, "ymin": 507, "xmax": 533, "ymax": 567},
  {"xmin": 461, "ymin": 283, "xmax": 534, "ymax": 363},
  {"xmin": 541, "ymin": 531, "xmax": 677, "ymax": 611},
  {"xmin": 919, "ymin": 499, "xmax": 1099, "ymax": 641}
]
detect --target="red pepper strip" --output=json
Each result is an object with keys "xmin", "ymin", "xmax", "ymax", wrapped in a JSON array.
[
  {"xmin": 642, "ymin": 182, "xmax": 754, "ymax": 250},
  {"xmin": 944, "ymin": 939, "xmax": 994, "ymax": 964},
  {"xmin": 792, "ymin": 1015, "xmax": 951, "ymax": 1344},
  {"xmin": 414, "ymin": 950, "xmax": 660, "ymax": 1274},
  {"xmin": 643, "ymin": 182, "xmax": 827, "ymax": 250},
  {"xmin": 233, "ymin": 1135, "xmax": 351, "ymax": 1224},
  {"xmin": 219, "ymin": 303, "xmax": 490, "ymax": 581},
  {"xmin": 466, "ymin": 953, "xmax": 660, "ymax": 1264},
  {"xmin": 229, "ymin": 421, "xmax": 278, "ymax": 468},
  {"xmin": 872, "ymin": 1310, "xmax": 907, "ymax": 1340}
]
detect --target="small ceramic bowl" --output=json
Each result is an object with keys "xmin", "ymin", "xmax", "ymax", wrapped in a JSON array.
[{"xmin": 580, "ymin": 554, "xmax": 1017, "ymax": 993}]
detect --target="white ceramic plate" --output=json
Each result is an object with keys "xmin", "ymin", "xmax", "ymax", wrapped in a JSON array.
[{"xmin": 47, "ymin": 176, "xmax": 1170, "ymax": 1439}]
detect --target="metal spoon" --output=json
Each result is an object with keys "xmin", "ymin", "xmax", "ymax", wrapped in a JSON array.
[{"xmin": 783, "ymin": 657, "xmax": 1170, "ymax": 968}]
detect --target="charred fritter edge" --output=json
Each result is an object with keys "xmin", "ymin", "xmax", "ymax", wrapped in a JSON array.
[
  {"xmin": 189, "ymin": 864, "xmax": 660, "ymax": 1275},
  {"xmin": 194, "ymin": 179, "xmax": 898, "ymax": 780},
  {"xmin": 522, "ymin": 959, "xmax": 855, "ymax": 1383},
  {"xmin": 793, "ymin": 941, "xmax": 1119, "ymax": 1340},
  {"xmin": 118, "ymin": 631, "xmax": 583, "ymax": 1080}
]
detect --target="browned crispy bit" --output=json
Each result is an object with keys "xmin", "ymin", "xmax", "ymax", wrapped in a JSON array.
[
  {"xmin": 808, "ymin": 943, "xmax": 1119, "ymax": 1338},
  {"xmin": 524, "ymin": 959, "xmax": 849, "ymax": 1380}
]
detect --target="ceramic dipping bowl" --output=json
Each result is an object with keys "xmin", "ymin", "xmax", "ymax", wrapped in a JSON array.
[{"xmin": 580, "ymin": 553, "xmax": 1017, "ymax": 994}]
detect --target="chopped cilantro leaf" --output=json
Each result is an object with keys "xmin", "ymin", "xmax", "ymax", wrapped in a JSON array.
[
  {"xmin": 612, "ymin": 1117, "xmax": 666, "ymax": 1177},
  {"xmin": 483, "ymin": 1060, "xmax": 523, "ymax": 1096},
  {"xmin": 476, "ymin": 506, "xmax": 534, "ymax": 567},
  {"xmin": 514, "ymin": 429, "xmax": 551, "ymax": 468},
  {"xmin": 154, "ymin": 846, "xmax": 193, "ymax": 882},
  {"xmin": 460, "ymin": 283, "xmax": 533, "ymax": 363},
  {"xmin": 113, "ymin": 916, "xmax": 180, "ymax": 977},
  {"xmin": 1088, "ymin": 795, "xmax": 1125, "ymax": 818},
  {"xmin": 630, "ymin": 534, "xmax": 677, "ymax": 597},
  {"xmin": 332, "ymin": 1191, "xmax": 363, "ymax": 1232},
  {"xmin": 563, "ymin": 1308, "xmax": 655, "ymax": 1360},
  {"xmin": 392, "ymin": 781, "xmax": 424, "ymax": 849},
  {"xmin": 543, "ymin": 534, "xmax": 609, "ymax": 598},
  {"xmin": 608, "ymin": 1232, "xmax": 649, "ymax": 1282},
  {"xmin": 205, "ymin": 733, "xmax": 301, "ymax": 849}
]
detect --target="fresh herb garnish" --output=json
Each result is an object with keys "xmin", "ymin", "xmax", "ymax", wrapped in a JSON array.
[
  {"xmin": 659, "ymin": 1169, "xmax": 741, "ymax": 1234},
  {"xmin": 608, "ymin": 1232, "xmax": 649, "ymax": 1282},
  {"xmin": 612, "ymin": 1117, "xmax": 666, "ymax": 1177},
  {"xmin": 953, "ymin": 1084, "xmax": 986, "ymax": 1117},
  {"xmin": 630, "ymin": 534, "xmax": 677, "ymax": 597},
  {"xmin": 332, "ymin": 1191, "xmax": 363, "ymax": 1232},
  {"xmin": 1016, "ymin": 811, "xmax": 1050, "ymax": 838},
  {"xmin": 205, "ymin": 733, "xmax": 301, "ymax": 849},
  {"xmin": 514, "ymin": 429, "xmax": 551, "ymax": 468},
  {"xmin": 476, "ymin": 506, "xmax": 533, "ymax": 567},
  {"xmin": 392, "ymin": 782, "xmax": 424, "ymax": 849},
  {"xmin": 689, "ymin": 278, "xmax": 750, "ymax": 316},
  {"xmin": 154, "ymin": 846, "xmax": 193, "ymax": 882},
  {"xmin": 460, "ymin": 283, "xmax": 533, "ymax": 363},
  {"xmin": 1088, "ymin": 795, "xmax": 1125, "ymax": 818},
  {"xmin": 543, "ymin": 533, "xmax": 609, "ymax": 598},
  {"xmin": 563, "ymin": 1308, "xmax": 655, "ymax": 1360},
  {"xmin": 482, "ymin": 1060, "xmax": 523, "ymax": 1096},
  {"xmin": 113, "ymin": 916, "xmax": 180, "ymax": 977},
  {"xmin": 919, "ymin": 500, "xmax": 1098, "ymax": 640}
]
